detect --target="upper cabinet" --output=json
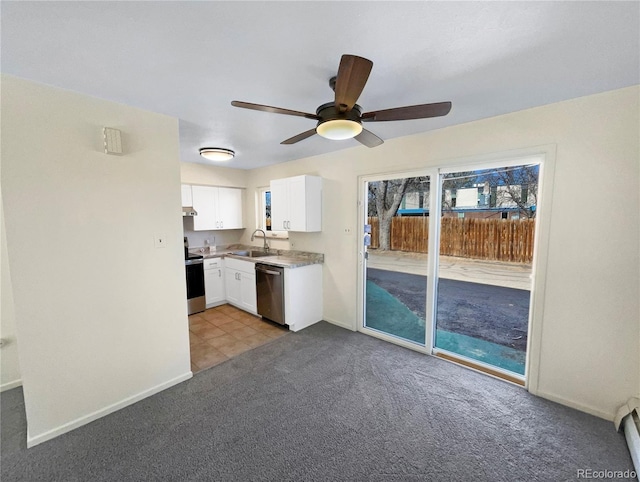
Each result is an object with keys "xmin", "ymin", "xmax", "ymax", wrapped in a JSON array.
[
  {"xmin": 217, "ymin": 187, "xmax": 243, "ymax": 230},
  {"xmin": 270, "ymin": 175, "xmax": 322, "ymax": 232},
  {"xmin": 190, "ymin": 185, "xmax": 244, "ymax": 230}
]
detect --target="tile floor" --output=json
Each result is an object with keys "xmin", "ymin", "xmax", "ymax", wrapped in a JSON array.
[{"xmin": 189, "ymin": 304, "xmax": 289, "ymax": 373}]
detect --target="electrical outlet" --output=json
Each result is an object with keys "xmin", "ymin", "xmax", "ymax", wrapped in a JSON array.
[
  {"xmin": 154, "ymin": 234, "xmax": 167, "ymax": 248},
  {"xmin": 344, "ymin": 227, "xmax": 353, "ymax": 235}
]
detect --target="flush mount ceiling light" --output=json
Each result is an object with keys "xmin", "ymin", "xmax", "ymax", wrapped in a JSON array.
[{"xmin": 199, "ymin": 147, "xmax": 235, "ymax": 162}]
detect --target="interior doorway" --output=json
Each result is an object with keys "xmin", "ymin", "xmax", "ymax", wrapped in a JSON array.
[{"xmin": 359, "ymin": 158, "xmax": 542, "ymax": 384}]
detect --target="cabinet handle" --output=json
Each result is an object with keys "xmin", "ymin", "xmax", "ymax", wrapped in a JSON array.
[
  {"xmin": 218, "ymin": 269, "xmax": 221, "ymax": 277},
  {"xmin": 283, "ymin": 221, "xmax": 286, "ymax": 229},
  {"xmin": 220, "ymin": 221, "xmax": 223, "ymax": 228}
]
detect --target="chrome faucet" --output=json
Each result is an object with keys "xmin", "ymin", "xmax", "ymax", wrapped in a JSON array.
[{"xmin": 251, "ymin": 229, "xmax": 269, "ymax": 252}]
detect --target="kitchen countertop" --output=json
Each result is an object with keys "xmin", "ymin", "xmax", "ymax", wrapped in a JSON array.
[{"xmin": 189, "ymin": 246, "xmax": 324, "ymax": 269}]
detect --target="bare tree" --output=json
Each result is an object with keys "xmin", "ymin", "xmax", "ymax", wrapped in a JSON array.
[{"xmin": 368, "ymin": 179, "xmax": 410, "ymax": 250}]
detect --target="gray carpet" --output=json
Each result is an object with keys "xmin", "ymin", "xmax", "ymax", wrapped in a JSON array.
[{"xmin": 1, "ymin": 322, "xmax": 634, "ymax": 481}]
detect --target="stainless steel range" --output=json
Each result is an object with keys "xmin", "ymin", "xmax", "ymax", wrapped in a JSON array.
[{"xmin": 184, "ymin": 237, "xmax": 205, "ymax": 315}]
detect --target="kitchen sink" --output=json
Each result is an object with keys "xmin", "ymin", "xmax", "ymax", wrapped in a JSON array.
[{"xmin": 231, "ymin": 250, "xmax": 272, "ymax": 258}]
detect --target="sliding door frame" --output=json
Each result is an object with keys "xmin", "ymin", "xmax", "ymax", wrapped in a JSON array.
[
  {"xmin": 357, "ymin": 167, "xmax": 437, "ymax": 355},
  {"xmin": 356, "ymin": 144, "xmax": 557, "ymax": 392}
]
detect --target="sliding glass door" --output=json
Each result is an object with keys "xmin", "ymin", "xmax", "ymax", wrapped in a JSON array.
[
  {"xmin": 434, "ymin": 163, "xmax": 539, "ymax": 378},
  {"xmin": 359, "ymin": 159, "xmax": 542, "ymax": 382},
  {"xmin": 363, "ymin": 174, "xmax": 431, "ymax": 346}
]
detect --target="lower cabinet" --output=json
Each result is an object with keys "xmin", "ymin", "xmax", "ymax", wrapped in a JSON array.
[
  {"xmin": 224, "ymin": 258, "xmax": 257, "ymax": 315},
  {"xmin": 284, "ymin": 264, "xmax": 323, "ymax": 332},
  {"xmin": 204, "ymin": 258, "xmax": 225, "ymax": 308},
  {"xmin": 205, "ymin": 255, "xmax": 322, "ymax": 328}
]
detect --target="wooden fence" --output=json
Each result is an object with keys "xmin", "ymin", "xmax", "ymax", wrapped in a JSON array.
[{"xmin": 367, "ymin": 217, "xmax": 535, "ymax": 263}]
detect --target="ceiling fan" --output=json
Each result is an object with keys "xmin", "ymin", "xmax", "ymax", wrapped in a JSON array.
[{"xmin": 231, "ymin": 54, "xmax": 452, "ymax": 148}]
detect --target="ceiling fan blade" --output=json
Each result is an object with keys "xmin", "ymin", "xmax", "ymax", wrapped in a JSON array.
[
  {"xmin": 334, "ymin": 55, "xmax": 373, "ymax": 113},
  {"xmin": 355, "ymin": 128, "xmax": 384, "ymax": 148},
  {"xmin": 362, "ymin": 101, "xmax": 452, "ymax": 122},
  {"xmin": 281, "ymin": 128, "xmax": 317, "ymax": 145},
  {"xmin": 231, "ymin": 101, "xmax": 320, "ymax": 120}
]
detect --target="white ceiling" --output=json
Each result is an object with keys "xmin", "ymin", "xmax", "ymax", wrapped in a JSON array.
[{"xmin": 2, "ymin": 1, "xmax": 639, "ymax": 170}]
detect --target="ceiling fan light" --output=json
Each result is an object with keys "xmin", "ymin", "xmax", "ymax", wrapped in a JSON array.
[
  {"xmin": 316, "ymin": 119, "xmax": 363, "ymax": 140},
  {"xmin": 199, "ymin": 147, "xmax": 235, "ymax": 161}
]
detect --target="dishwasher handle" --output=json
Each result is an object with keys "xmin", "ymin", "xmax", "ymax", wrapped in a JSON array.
[{"xmin": 255, "ymin": 265, "xmax": 282, "ymax": 276}]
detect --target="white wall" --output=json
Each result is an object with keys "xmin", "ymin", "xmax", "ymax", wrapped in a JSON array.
[
  {"xmin": 456, "ymin": 188, "xmax": 479, "ymax": 208},
  {"xmin": 243, "ymin": 86, "xmax": 640, "ymax": 420},
  {"xmin": 1, "ymin": 198, "xmax": 21, "ymax": 391},
  {"xmin": 182, "ymin": 223, "xmax": 244, "ymax": 249},
  {"xmin": 1, "ymin": 76, "xmax": 192, "ymax": 446},
  {"xmin": 180, "ymin": 161, "xmax": 247, "ymax": 188}
]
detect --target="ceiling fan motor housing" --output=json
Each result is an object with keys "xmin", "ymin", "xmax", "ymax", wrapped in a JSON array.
[{"xmin": 315, "ymin": 102, "xmax": 362, "ymax": 125}]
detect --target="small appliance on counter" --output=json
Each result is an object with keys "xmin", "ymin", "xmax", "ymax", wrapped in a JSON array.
[{"xmin": 184, "ymin": 237, "xmax": 205, "ymax": 315}]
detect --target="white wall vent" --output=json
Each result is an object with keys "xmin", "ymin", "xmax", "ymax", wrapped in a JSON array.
[{"xmin": 103, "ymin": 127, "xmax": 123, "ymax": 155}]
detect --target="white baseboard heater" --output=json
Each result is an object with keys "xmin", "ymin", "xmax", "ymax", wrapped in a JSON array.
[{"xmin": 615, "ymin": 398, "xmax": 640, "ymax": 476}]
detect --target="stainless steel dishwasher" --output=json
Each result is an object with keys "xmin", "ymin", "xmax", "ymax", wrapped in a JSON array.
[{"xmin": 255, "ymin": 264, "xmax": 285, "ymax": 325}]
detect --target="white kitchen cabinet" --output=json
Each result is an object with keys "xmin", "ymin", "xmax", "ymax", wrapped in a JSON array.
[
  {"xmin": 270, "ymin": 175, "xmax": 322, "ymax": 232},
  {"xmin": 284, "ymin": 264, "xmax": 323, "ymax": 332},
  {"xmin": 181, "ymin": 184, "xmax": 193, "ymax": 207},
  {"xmin": 224, "ymin": 267, "xmax": 241, "ymax": 305},
  {"xmin": 191, "ymin": 185, "xmax": 243, "ymax": 231},
  {"xmin": 204, "ymin": 258, "xmax": 225, "ymax": 308},
  {"xmin": 224, "ymin": 258, "xmax": 257, "ymax": 314},
  {"xmin": 217, "ymin": 187, "xmax": 243, "ymax": 229},
  {"xmin": 239, "ymin": 271, "xmax": 257, "ymax": 313}
]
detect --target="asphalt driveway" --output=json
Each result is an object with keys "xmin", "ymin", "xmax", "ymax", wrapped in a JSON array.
[{"xmin": 366, "ymin": 268, "xmax": 530, "ymax": 351}]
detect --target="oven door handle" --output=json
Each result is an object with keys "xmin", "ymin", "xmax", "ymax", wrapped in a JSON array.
[{"xmin": 185, "ymin": 259, "xmax": 204, "ymax": 266}]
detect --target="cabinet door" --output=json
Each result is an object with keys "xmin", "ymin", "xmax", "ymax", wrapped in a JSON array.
[
  {"xmin": 181, "ymin": 185, "xmax": 193, "ymax": 207},
  {"xmin": 217, "ymin": 187, "xmax": 243, "ymax": 229},
  {"xmin": 205, "ymin": 267, "xmax": 225, "ymax": 306},
  {"xmin": 288, "ymin": 176, "xmax": 307, "ymax": 231},
  {"xmin": 225, "ymin": 268, "xmax": 241, "ymax": 305},
  {"xmin": 240, "ymin": 271, "xmax": 257, "ymax": 314},
  {"xmin": 270, "ymin": 178, "xmax": 289, "ymax": 231},
  {"xmin": 192, "ymin": 186, "xmax": 218, "ymax": 231}
]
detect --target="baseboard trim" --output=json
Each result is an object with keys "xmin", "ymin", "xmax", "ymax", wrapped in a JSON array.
[
  {"xmin": 535, "ymin": 389, "xmax": 614, "ymax": 421},
  {"xmin": 26, "ymin": 371, "xmax": 193, "ymax": 448},
  {"xmin": 1, "ymin": 379, "xmax": 22, "ymax": 392},
  {"xmin": 323, "ymin": 318, "xmax": 355, "ymax": 331}
]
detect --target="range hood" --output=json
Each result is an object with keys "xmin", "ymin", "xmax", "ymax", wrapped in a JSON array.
[{"xmin": 182, "ymin": 206, "xmax": 198, "ymax": 217}]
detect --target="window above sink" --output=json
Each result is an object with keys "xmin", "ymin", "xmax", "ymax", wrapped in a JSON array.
[{"xmin": 256, "ymin": 186, "xmax": 288, "ymax": 239}]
